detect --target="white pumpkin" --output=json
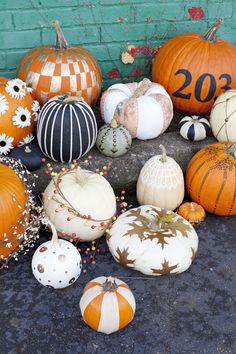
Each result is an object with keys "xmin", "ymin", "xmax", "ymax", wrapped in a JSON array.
[
  {"xmin": 80, "ymin": 276, "xmax": 136, "ymax": 334},
  {"xmin": 32, "ymin": 220, "xmax": 82, "ymax": 289},
  {"xmin": 137, "ymin": 145, "xmax": 184, "ymax": 210},
  {"xmin": 107, "ymin": 205, "xmax": 198, "ymax": 276},
  {"xmin": 178, "ymin": 115, "xmax": 211, "ymax": 141},
  {"xmin": 210, "ymin": 89, "xmax": 236, "ymax": 142},
  {"xmin": 100, "ymin": 78, "xmax": 173, "ymax": 140},
  {"xmin": 43, "ymin": 166, "xmax": 116, "ymax": 242}
]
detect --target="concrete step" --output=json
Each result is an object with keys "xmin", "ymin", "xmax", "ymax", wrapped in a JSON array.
[{"xmin": 34, "ymin": 131, "xmax": 216, "ymax": 195}]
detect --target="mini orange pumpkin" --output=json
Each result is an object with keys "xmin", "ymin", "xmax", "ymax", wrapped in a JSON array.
[
  {"xmin": 17, "ymin": 20, "xmax": 102, "ymax": 107},
  {"xmin": 178, "ymin": 202, "xmax": 205, "ymax": 226},
  {"xmin": 152, "ymin": 19, "xmax": 236, "ymax": 115},
  {"xmin": 186, "ymin": 142, "xmax": 236, "ymax": 216},
  {"xmin": 0, "ymin": 77, "xmax": 36, "ymax": 153}
]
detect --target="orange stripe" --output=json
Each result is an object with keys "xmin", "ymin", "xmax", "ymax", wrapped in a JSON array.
[
  {"xmin": 83, "ymin": 281, "xmax": 101, "ymax": 293},
  {"xmin": 116, "ymin": 292, "xmax": 134, "ymax": 329},
  {"xmin": 118, "ymin": 283, "xmax": 130, "ymax": 289},
  {"xmin": 83, "ymin": 293, "xmax": 104, "ymax": 331}
]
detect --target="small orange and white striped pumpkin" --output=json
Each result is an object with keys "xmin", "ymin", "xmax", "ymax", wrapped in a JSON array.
[{"xmin": 79, "ymin": 276, "xmax": 136, "ymax": 334}]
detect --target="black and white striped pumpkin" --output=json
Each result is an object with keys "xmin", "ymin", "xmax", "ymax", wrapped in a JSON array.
[
  {"xmin": 37, "ymin": 95, "xmax": 97, "ymax": 162},
  {"xmin": 178, "ymin": 115, "xmax": 211, "ymax": 141}
]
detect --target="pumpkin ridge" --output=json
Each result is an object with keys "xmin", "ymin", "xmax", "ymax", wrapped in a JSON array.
[
  {"xmin": 212, "ymin": 169, "xmax": 228, "ymax": 214},
  {"xmin": 228, "ymin": 166, "xmax": 236, "ymax": 214}
]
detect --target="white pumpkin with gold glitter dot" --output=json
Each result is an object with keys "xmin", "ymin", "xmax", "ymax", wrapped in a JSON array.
[{"xmin": 32, "ymin": 220, "xmax": 82, "ymax": 289}]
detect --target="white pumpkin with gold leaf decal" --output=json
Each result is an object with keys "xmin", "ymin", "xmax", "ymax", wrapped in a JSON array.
[
  {"xmin": 137, "ymin": 144, "xmax": 184, "ymax": 210},
  {"xmin": 107, "ymin": 205, "xmax": 198, "ymax": 276}
]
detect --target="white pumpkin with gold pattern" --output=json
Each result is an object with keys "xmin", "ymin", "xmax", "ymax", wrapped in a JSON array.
[
  {"xmin": 107, "ymin": 205, "xmax": 198, "ymax": 276},
  {"xmin": 137, "ymin": 145, "xmax": 184, "ymax": 210}
]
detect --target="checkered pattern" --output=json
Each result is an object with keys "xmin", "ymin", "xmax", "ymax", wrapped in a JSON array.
[{"xmin": 17, "ymin": 47, "xmax": 102, "ymax": 107}]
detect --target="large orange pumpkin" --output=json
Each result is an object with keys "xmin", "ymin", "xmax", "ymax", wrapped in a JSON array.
[
  {"xmin": 152, "ymin": 19, "xmax": 236, "ymax": 115},
  {"xmin": 0, "ymin": 77, "xmax": 36, "ymax": 152},
  {"xmin": 17, "ymin": 20, "xmax": 102, "ymax": 107},
  {"xmin": 0, "ymin": 163, "xmax": 28, "ymax": 260},
  {"xmin": 186, "ymin": 142, "xmax": 236, "ymax": 216}
]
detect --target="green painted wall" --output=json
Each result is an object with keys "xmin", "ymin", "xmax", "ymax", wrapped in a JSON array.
[{"xmin": 0, "ymin": 0, "xmax": 236, "ymax": 88}]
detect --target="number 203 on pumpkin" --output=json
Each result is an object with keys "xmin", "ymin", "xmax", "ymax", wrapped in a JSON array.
[{"xmin": 172, "ymin": 69, "xmax": 232, "ymax": 103}]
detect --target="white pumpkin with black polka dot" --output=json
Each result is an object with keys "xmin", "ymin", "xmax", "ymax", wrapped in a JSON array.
[{"xmin": 32, "ymin": 220, "xmax": 82, "ymax": 289}]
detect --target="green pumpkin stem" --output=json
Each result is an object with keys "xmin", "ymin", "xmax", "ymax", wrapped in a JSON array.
[
  {"xmin": 132, "ymin": 78, "xmax": 152, "ymax": 98},
  {"xmin": 203, "ymin": 18, "xmax": 223, "ymax": 42},
  {"xmin": 159, "ymin": 144, "xmax": 167, "ymax": 163},
  {"xmin": 51, "ymin": 20, "xmax": 69, "ymax": 49},
  {"xmin": 141, "ymin": 211, "xmax": 175, "ymax": 231},
  {"xmin": 61, "ymin": 95, "xmax": 83, "ymax": 104},
  {"xmin": 110, "ymin": 119, "xmax": 118, "ymax": 129}
]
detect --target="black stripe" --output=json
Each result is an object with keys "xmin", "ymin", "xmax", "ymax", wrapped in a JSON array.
[{"xmin": 187, "ymin": 124, "xmax": 195, "ymax": 141}]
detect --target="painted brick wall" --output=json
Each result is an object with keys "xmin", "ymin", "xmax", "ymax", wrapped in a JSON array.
[{"xmin": 0, "ymin": 0, "xmax": 235, "ymax": 88}]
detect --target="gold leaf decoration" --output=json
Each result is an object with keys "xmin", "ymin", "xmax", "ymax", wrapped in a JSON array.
[
  {"xmin": 115, "ymin": 247, "xmax": 135, "ymax": 267},
  {"xmin": 151, "ymin": 259, "xmax": 178, "ymax": 275},
  {"xmin": 121, "ymin": 51, "xmax": 134, "ymax": 64},
  {"xmin": 191, "ymin": 247, "xmax": 197, "ymax": 261}
]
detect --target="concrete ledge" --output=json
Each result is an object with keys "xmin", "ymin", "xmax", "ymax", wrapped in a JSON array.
[{"xmin": 34, "ymin": 131, "xmax": 216, "ymax": 195}]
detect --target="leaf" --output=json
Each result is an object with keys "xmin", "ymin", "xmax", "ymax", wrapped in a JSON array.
[
  {"xmin": 145, "ymin": 230, "xmax": 176, "ymax": 249},
  {"xmin": 115, "ymin": 247, "xmax": 135, "ymax": 267},
  {"xmin": 167, "ymin": 219, "xmax": 192, "ymax": 238},
  {"xmin": 191, "ymin": 247, "xmax": 197, "ymax": 261},
  {"xmin": 151, "ymin": 259, "xmax": 178, "ymax": 275}
]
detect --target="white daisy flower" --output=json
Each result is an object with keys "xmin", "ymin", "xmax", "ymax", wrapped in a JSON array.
[
  {"xmin": 5, "ymin": 78, "xmax": 26, "ymax": 99},
  {"xmin": 18, "ymin": 133, "xmax": 34, "ymax": 147},
  {"xmin": 0, "ymin": 94, "xmax": 9, "ymax": 115},
  {"xmin": 12, "ymin": 106, "xmax": 31, "ymax": 128},
  {"xmin": 0, "ymin": 133, "xmax": 14, "ymax": 155},
  {"xmin": 31, "ymin": 100, "xmax": 40, "ymax": 122}
]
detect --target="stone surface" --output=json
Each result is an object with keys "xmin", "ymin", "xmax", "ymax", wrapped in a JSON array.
[
  {"xmin": 0, "ymin": 196, "xmax": 236, "ymax": 354},
  {"xmin": 34, "ymin": 131, "xmax": 216, "ymax": 195}
]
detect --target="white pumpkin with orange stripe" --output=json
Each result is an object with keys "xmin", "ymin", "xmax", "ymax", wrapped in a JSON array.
[
  {"xmin": 80, "ymin": 276, "xmax": 136, "ymax": 334},
  {"xmin": 100, "ymin": 78, "xmax": 173, "ymax": 140}
]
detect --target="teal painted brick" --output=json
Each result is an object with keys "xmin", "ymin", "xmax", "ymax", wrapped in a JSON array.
[
  {"xmin": 13, "ymin": 4, "xmax": 131, "ymax": 29},
  {"xmin": 207, "ymin": 2, "xmax": 234, "ymax": 18},
  {"xmin": 39, "ymin": 0, "xmax": 86, "ymax": 6},
  {"xmin": 135, "ymin": 3, "xmax": 184, "ymax": 22},
  {"xmin": 41, "ymin": 26, "xmax": 100, "ymax": 45},
  {"xmin": 1, "ymin": 31, "xmax": 41, "ymax": 50},
  {"xmin": 0, "ymin": 0, "xmax": 39, "ymax": 9},
  {"xmin": 0, "ymin": 53, "xmax": 6, "ymax": 70},
  {"xmin": 0, "ymin": 70, "xmax": 16, "ymax": 79},
  {"xmin": 101, "ymin": 23, "xmax": 161, "ymax": 42},
  {"xmin": 83, "ymin": 44, "xmax": 124, "ymax": 61},
  {"xmin": 0, "ymin": 12, "xmax": 12, "ymax": 30},
  {"xmin": 6, "ymin": 50, "xmax": 26, "ymax": 69}
]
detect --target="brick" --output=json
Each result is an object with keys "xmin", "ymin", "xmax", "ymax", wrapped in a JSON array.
[
  {"xmin": 6, "ymin": 50, "xmax": 26, "ymax": 69},
  {"xmin": 135, "ymin": 3, "xmax": 184, "ymax": 22},
  {"xmin": 0, "ymin": 31, "xmax": 41, "ymax": 50},
  {"xmin": 41, "ymin": 26, "xmax": 100, "ymax": 45},
  {"xmin": 13, "ymin": 5, "xmax": 131, "ymax": 29},
  {"xmin": 0, "ymin": 0, "xmax": 36, "ymax": 9},
  {"xmin": 0, "ymin": 53, "xmax": 6, "ymax": 70},
  {"xmin": 0, "ymin": 12, "xmax": 12, "ymax": 30},
  {"xmin": 83, "ymin": 44, "xmax": 123, "ymax": 61},
  {"xmin": 0, "ymin": 70, "xmax": 16, "ymax": 79},
  {"xmin": 207, "ymin": 2, "xmax": 234, "ymax": 18}
]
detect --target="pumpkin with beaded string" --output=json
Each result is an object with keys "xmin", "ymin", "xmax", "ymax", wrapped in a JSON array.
[
  {"xmin": 17, "ymin": 20, "xmax": 102, "ymax": 107},
  {"xmin": 186, "ymin": 142, "xmax": 236, "ymax": 215}
]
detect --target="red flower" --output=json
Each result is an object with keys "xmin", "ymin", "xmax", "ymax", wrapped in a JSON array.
[
  {"xmin": 117, "ymin": 17, "xmax": 124, "ymax": 22},
  {"xmin": 132, "ymin": 66, "xmax": 143, "ymax": 77},
  {"xmin": 188, "ymin": 6, "xmax": 205, "ymax": 20},
  {"xmin": 108, "ymin": 68, "xmax": 120, "ymax": 79},
  {"xmin": 138, "ymin": 45, "xmax": 153, "ymax": 56},
  {"xmin": 128, "ymin": 47, "xmax": 140, "ymax": 58}
]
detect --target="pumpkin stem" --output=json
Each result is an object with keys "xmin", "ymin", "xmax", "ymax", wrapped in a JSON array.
[
  {"xmin": 101, "ymin": 277, "xmax": 118, "ymax": 292},
  {"xmin": 140, "ymin": 211, "xmax": 175, "ymax": 231},
  {"xmin": 159, "ymin": 144, "xmax": 167, "ymax": 163},
  {"xmin": 44, "ymin": 218, "xmax": 59, "ymax": 247},
  {"xmin": 24, "ymin": 145, "xmax": 31, "ymax": 153},
  {"xmin": 51, "ymin": 20, "xmax": 69, "ymax": 49},
  {"xmin": 110, "ymin": 119, "xmax": 118, "ymax": 129},
  {"xmin": 132, "ymin": 78, "xmax": 152, "ymax": 98},
  {"xmin": 61, "ymin": 95, "xmax": 83, "ymax": 104},
  {"xmin": 75, "ymin": 167, "xmax": 87, "ymax": 186},
  {"xmin": 202, "ymin": 18, "xmax": 223, "ymax": 42},
  {"xmin": 190, "ymin": 203, "xmax": 195, "ymax": 212},
  {"xmin": 227, "ymin": 142, "xmax": 236, "ymax": 157}
]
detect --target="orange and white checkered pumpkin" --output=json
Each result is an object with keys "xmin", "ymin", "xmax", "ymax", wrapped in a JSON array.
[
  {"xmin": 17, "ymin": 20, "xmax": 102, "ymax": 107},
  {"xmin": 80, "ymin": 276, "xmax": 136, "ymax": 334},
  {"xmin": 0, "ymin": 77, "xmax": 37, "ymax": 154}
]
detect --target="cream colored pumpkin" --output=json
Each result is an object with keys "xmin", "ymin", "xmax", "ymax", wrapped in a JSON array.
[
  {"xmin": 210, "ymin": 89, "xmax": 236, "ymax": 142},
  {"xmin": 107, "ymin": 205, "xmax": 198, "ymax": 276},
  {"xmin": 100, "ymin": 78, "xmax": 173, "ymax": 140},
  {"xmin": 43, "ymin": 167, "xmax": 116, "ymax": 242},
  {"xmin": 137, "ymin": 145, "xmax": 184, "ymax": 210}
]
